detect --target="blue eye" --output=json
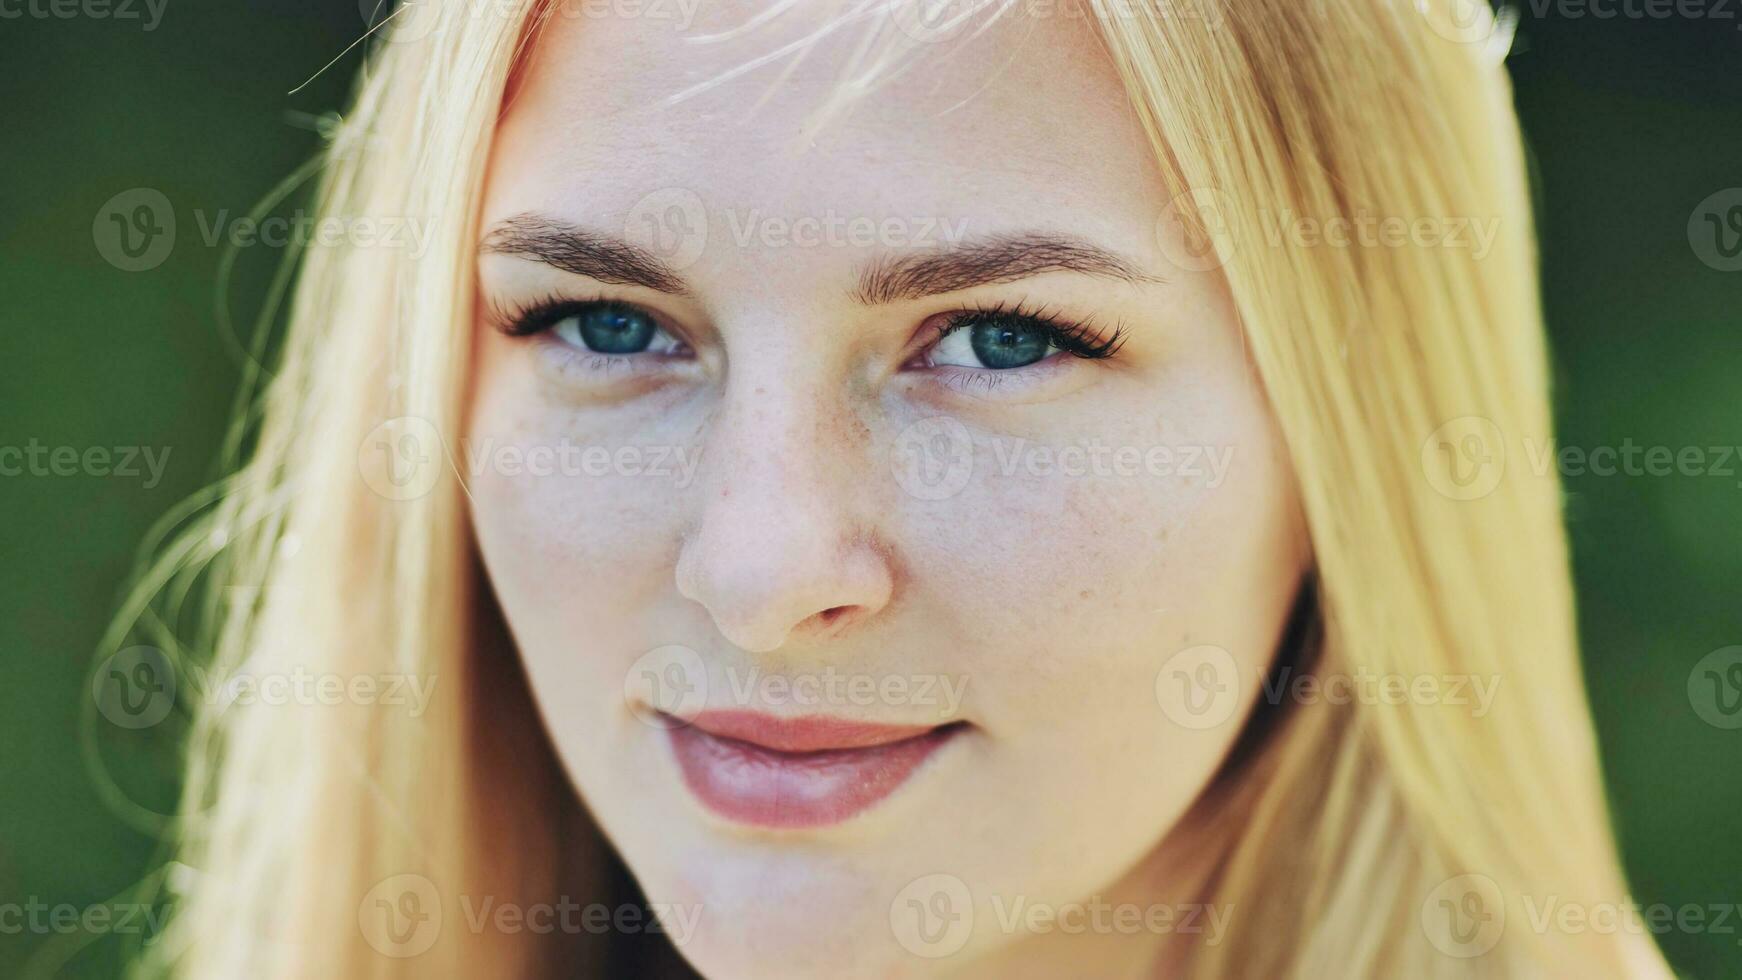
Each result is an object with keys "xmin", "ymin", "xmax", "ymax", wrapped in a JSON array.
[
  {"xmin": 561, "ymin": 303, "xmax": 659, "ymax": 354},
  {"xmin": 926, "ymin": 307, "xmax": 1125, "ymax": 371},
  {"xmin": 500, "ymin": 299, "xmax": 686, "ymax": 358},
  {"xmin": 968, "ymin": 319, "xmax": 1051, "ymax": 369}
]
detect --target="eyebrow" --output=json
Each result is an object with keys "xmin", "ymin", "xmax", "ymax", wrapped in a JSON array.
[
  {"xmin": 480, "ymin": 213, "xmax": 1158, "ymax": 303},
  {"xmin": 481, "ymin": 213, "xmax": 691, "ymax": 295},
  {"xmin": 853, "ymin": 232, "xmax": 1159, "ymax": 304}
]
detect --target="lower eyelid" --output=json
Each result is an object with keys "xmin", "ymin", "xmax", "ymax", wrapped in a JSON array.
[
  {"xmin": 927, "ymin": 353, "xmax": 1080, "ymax": 396},
  {"xmin": 934, "ymin": 369, "xmax": 1013, "ymax": 395},
  {"xmin": 529, "ymin": 334, "xmax": 669, "ymax": 382}
]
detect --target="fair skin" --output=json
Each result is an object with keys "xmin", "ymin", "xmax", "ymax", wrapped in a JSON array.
[{"xmin": 466, "ymin": 3, "xmax": 1306, "ymax": 978}]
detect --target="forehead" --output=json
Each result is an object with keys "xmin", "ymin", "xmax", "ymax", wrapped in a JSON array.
[{"xmin": 483, "ymin": 0, "xmax": 1169, "ymax": 279}]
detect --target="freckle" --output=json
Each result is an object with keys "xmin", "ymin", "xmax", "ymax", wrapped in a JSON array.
[{"xmin": 1079, "ymin": 589, "xmax": 1092, "ymax": 600}]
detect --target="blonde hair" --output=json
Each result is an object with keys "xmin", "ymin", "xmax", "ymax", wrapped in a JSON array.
[{"xmin": 123, "ymin": 0, "xmax": 1667, "ymax": 976}]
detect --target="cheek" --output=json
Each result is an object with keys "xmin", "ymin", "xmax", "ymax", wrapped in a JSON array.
[
  {"xmin": 465, "ymin": 343, "xmax": 699, "ymax": 660},
  {"xmin": 901, "ymin": 377, "xmax": 1301, "ymax": 812},
  {"xmin": 911, "ymin": 396, "xmax": 1299, "ymax": 701},
  {"xmin": 842, "ymin": 392, "xmax": 1302, "ymax": 926}
]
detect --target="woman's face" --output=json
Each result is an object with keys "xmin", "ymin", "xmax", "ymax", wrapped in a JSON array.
[{"xmin": 467, "ymin": 3, "xmax": 1305, "ymax": 976}]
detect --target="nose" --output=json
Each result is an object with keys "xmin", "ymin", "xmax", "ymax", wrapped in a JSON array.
[{"xmin": 675, "ymin": 384, "xmax": 895, "ymax": 655}]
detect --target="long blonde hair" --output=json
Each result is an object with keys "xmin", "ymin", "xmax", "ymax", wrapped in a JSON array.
[{"xmin": 125, "ymin": 0, "xmax": 1664, "ymax": 976}]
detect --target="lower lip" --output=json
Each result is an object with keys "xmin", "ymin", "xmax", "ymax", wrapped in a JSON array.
[{"xmin": 663, "ymin": 720, "xmax": 963, "ymax": 829}]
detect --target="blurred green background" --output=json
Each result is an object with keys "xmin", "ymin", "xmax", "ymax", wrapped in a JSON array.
[{"xmin": 1, "ymin": 2, "xmax": 1738, "ymax": 976}]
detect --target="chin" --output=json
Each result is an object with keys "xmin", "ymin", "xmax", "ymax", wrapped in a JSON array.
[{"xmin": 631, "ymin": 844, "xmax": 966, "ymax": 980}]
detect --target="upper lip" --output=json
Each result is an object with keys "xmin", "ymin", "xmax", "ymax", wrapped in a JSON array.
[{"xmin": 669, "ymin": 709, "xmax": 950, "ymax": 753}]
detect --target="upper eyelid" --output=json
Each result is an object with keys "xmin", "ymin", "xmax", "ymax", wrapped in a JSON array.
[
  {"xmin": 936, "ymin": 306, "xmax": 1127, "ymax": 359},
  {"xmin": 488, "ymin": 295, "xmax": 682, "ymax": 341}
]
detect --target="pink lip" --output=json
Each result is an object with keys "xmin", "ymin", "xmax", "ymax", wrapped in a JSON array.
[{"xmin": 662, "ymin": 710, "xmax": 964, "ymax": 829}]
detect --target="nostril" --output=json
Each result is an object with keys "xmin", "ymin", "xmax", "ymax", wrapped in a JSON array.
[{"xmin": 817, "ymin": 606, "xmax": 850, "ymax": 625}]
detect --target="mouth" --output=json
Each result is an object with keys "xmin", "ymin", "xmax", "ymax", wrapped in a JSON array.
[{"xmin": 660, "ymin": 710, "xmax": 969, "ymax": 829}]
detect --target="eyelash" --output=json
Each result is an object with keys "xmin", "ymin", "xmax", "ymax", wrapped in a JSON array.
[
  {"xmin": 488, "ymin": 296, "xmax": 1128, "ymax": 367},
  {"xmin": 927, "ymin": 300, "xmax": 1128, "ymax": 362},
  {"xmin": 490, "ymin": 294, "xmax": 655, "ymax": 339}
]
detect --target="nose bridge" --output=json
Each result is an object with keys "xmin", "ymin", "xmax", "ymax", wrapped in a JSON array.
[
  {"xmin": 713, "ymin": 366, "xmax": 838, "ymax": 507},
  {"xmin": 676, "ymin": 358, "xmax": 892, "ymax": 655}
]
